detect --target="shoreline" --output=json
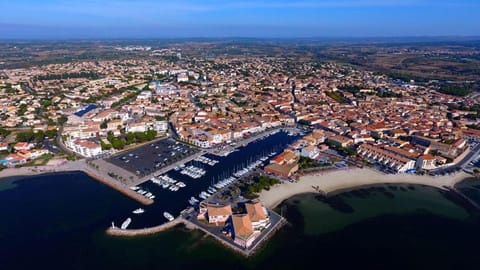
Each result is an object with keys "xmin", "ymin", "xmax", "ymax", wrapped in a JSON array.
[
  {"xmin": 259, "ymin": 168, "xmax": 477, "ymax": 209},
  {"xmin": 0, "ymin": 159, "xmax": 153, "ymax": 205}
]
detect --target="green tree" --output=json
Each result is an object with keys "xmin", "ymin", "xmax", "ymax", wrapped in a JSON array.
[
  {"xmin": 17, "ymin": 104, "xmax": 28, "ymax": 116},
  {"xmin": 58, "ymin": 115, "xmax": 68, "ymax": 125},
  {"xmin": 146, "ymin": 130, "xmax": 157, "ymax": 140},
  {"xmin": 34, "ymin": 130, "xmax": 45, "ymax": 143},
  {"xmin": 45, "ymin": 130, "xmax": 57, "ymax": 138},
  {"xmin": 100, "ymin": 120, "xmax": 108, "ymax": 129},
  {"xmin": 16, "ymin": 130, "xmax": 35, "ymax": 142},
  {"xmin": 101, "ymin": 141, "xmax": 112, "ymax": 150},
  {"xmin": 111, "ymin": 138, "xmax": 125, "ymax": 149},
  {"xmin": 0, "ymin": 128, "xmax": 11, "ymax": 138},
  {"xmin": 134, "ymin": 132, "xmax": 147, "ymax": 143},
  {"xmin": 126, "ymin": 132, "xmax": 135, "ymax": 144}
]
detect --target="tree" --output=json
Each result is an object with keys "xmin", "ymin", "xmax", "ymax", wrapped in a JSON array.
[
  {"xmin": 134, "ymin": 132, "xmax": 147, "ymax": 143},
  {"xmin": 45, "ymin": 130, "xmax": 57, "ymax": 138},
  {"xmin": 58, "ymin": 115, "xmax": 68, "ymax": 125},
  {"xmin": 100, "ymin": 120, "xmax": 108, "ymax": 129},
  {"xmin": 34, "ymin": 130, "xmax": 45, "ymax": 143},
  {"xmin": 47, "ymin": 118, "xmax": 57, "ymax": 126},
  {"xmin": 126, "ymin": 132, "xmax": 135, "ymax": 144},
  {"xmin": 0, "ymin": 127, "xmax": 11, "ymax": 138},
  {"xmin": 146, "ymin": 130, "xmax": 157, "ymax": 140},
  {"xmin": 17, "ymin": 104, "xmax": 28, "ymax": 116},
  {"xmin": 16, "ymin": 130, "xmax": 35, "ymax": 142},
  {"xmin": 111, "ymin": 138, "xmax": 125, "ymax": 149},
  {"xmin": 101, "ymin": 141, "xmax": 112, "ymax": 150}
]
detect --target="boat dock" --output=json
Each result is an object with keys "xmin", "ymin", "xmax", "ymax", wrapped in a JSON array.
[{"xmin": 135, "ymin": 150, "xmax": 207, "ymax": 185}]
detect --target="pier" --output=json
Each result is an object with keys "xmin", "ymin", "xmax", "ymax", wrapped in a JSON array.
[{"xmin": 107, "ymin": 218, "xmax": 184, "ymax": 237}]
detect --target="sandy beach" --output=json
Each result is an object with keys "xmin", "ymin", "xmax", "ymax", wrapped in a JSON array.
[
  {"xmin": 0, "ymin": 159, "xmax": 84, "ymax": 180},
  {"xmin": 258, "ymin": 168, "xmax": 477, "ymax": 209}
]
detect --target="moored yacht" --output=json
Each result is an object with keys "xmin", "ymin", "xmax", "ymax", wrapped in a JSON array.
[
  {"xmin": 121, "ymin": 218, "xmax": 131, "ymax": 229},
  {"xmin": 163, "ymin": 212, "xmax": 174, "ymax": 222},
  {"xmin": 132, "ymin": 208, "xmax": 145, "ymax": 214}
]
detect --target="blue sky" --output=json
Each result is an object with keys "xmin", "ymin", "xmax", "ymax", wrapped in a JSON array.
[{"xmin": 0, "ymin": 0, "xmax": 479, "ymax": 39}]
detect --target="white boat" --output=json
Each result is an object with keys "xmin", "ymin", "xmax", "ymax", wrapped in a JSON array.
[
  {"xmin": 132, "ymin": 208, "xmax": 145, "ymax": 214},
  {"xmin": 189, "ymin": 197, "xmax": 199, "ymax": 205},
  {"xmin": 121, "ymin": 218, "xmax": 131, "ymax": 229},
  {"xmin": 176, "ymin": 182, "xmax": 186, "ymax": 187},
  {"xmin": 163, "ymin": 212, "xmax": 174, "ymax": 222}
]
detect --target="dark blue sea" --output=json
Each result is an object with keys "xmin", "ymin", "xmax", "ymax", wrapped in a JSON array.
[{"xmin": 2, "ymin": 132, "xmax": 480, "ymax": 269}]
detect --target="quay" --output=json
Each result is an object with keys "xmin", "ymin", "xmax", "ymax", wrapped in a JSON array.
[
  {"xmin": 0, "ymin": 158, "xmax": 154, "ymax": 205},
  {"xmin": 82, "ymin": 167, "xmax": 154, "ymax": 205}
]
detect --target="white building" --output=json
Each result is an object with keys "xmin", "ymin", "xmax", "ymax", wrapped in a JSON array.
[
  {"xmin": 300, "ymin": 145, "xmax": 320, "ymax": 159},
  {"xmin": 136, "ymin": 91, "xmax": 152, "ymax": 100},
  {"xmin": 177, "ymin": 73, "xmax": 189, "ymax": 83},
  {"xmin": 416, "ymin": 154, "xmax": 437, "ymax": 170},
  {"xmin": 154, "ymin": 121, "xmax": 168, "ymax": 133},
  {"xmin": 66, "ymin": 139, "xmax": 102, "ymax": 158}
]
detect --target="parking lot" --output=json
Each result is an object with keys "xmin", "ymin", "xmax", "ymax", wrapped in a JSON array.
[{"xmin": 106, "ymin": 138, "xmax": 198, "ymax": 177}]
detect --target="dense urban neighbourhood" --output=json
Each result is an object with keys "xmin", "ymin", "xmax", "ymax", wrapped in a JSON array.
[{"xmin": 1, "ymin": 40, "xmax": 480, "ymax": 176}]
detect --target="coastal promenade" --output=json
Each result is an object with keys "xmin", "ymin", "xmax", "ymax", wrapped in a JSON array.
[{"xmin": 259, "ymin": 168, "xmax": 474, "ymax": 209}]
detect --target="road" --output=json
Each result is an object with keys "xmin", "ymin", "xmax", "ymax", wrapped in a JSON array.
[
  {"xmin": 430, "ymin": 143, "xmax": 480, "ymax": 175},
  {"xmin": 56, "ymin": 125, "xmax": 77, "ymax": 156}
]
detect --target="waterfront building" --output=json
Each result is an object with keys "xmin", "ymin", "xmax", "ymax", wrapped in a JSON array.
[
  {"xmin": 416, "ymin": 154, "xmax": 437, "ymax": 170},
  {"xmin": 300, "ymin": 145, "xmax": 320, "ymax": 159},
  {"xmin": 264, "ymin": 162, "xmax": 299, "ymax": 178},
  {"xmin": 207, "ymin": 204, "xmax": 233, "ymax": 224},
  {"xmin": 65, "ymin": 138, "xmax": 102, "ymax": 158},
  {"xmin": 357, "ymin": 143, "xmax": 416, "ymax": 173},
  {"xmin": 231, "ymin": 214, "xmax": 259, "ymax": 249},
  {"xmin": 245, "ymin": 201, "xmax": 270, "ymax": 230}
]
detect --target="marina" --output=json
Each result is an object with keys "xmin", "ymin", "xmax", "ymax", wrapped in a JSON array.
[{"xmin": 110, "ymin": 130, "xmax": 300, "ymax": 230}]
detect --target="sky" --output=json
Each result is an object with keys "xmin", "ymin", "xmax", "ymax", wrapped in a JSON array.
[{"xmin": 0, "ymin": 0, "xmax": 479, "ymax": 39}]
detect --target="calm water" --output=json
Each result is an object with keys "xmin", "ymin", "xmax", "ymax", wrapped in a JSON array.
[
  {"xmin": 2, "ymin": 164, "xmax": 480, "ymax": 269},
  {"xmin": 122, "ymin": 131, "xmax": 300, "ymax": 228}
]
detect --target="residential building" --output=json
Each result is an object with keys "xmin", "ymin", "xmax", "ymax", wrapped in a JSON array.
[{"xmin": 207, "ymin": 204, "xmax": 232, "ymax": 224}]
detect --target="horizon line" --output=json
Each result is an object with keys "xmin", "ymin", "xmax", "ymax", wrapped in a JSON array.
[{"xmin": 1, "ymin": 35, "xmax": 480, "ymax": 42}]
